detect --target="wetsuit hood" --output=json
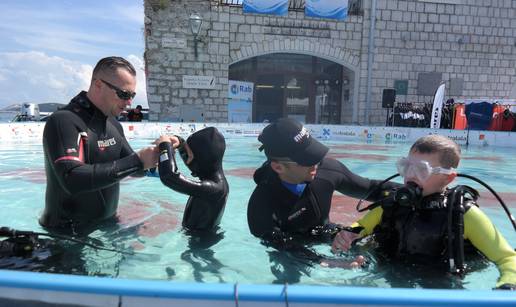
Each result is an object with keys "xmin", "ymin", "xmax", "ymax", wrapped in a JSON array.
[{"xmin": 186, "ymin": 127, "xmax": 225, "ymax": 177}]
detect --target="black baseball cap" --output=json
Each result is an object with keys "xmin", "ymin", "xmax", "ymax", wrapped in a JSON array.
[{"xmin": 258, "ymin": 118, "xmax": 329, "ymax": 166}]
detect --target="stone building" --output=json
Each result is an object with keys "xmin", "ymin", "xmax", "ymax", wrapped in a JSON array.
[{"xmin": 143, "ymin": 0, "xmax": 516, "ymax": 125}]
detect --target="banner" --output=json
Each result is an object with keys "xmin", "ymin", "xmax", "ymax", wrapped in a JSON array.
[
  {"xmin": 228, "ymin": 80, "xmax": 254, "ymax": 101},
  {"xmin": 243, "ymin": 0, "xmax": 288, "ymax": 16},
  {"xmin": 430, "ymin": 83, "xmax": 445, "ymax": 128},
  {"xmin": 305, "ymin": 0, "xmax": 348, "ymax": 20},
  {"xmin": 228, "ymin": 80, "xmax": 254, "ymax": 123},
  {"xmin": 228, "ymin": 100, "xmax": 252, "ymax": 123}
]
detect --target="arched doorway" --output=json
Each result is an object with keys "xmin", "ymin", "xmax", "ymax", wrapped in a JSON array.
[{"xmin": 229, "ymin": 53, "xmax": 354, "ymax": 124}]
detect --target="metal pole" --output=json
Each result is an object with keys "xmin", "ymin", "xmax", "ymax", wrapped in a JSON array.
[
  {"xmin": 194, "ymin": 38, "xmax": 198, "ymax": 59},
  {"xmin": 365, "ymin": 0, "xmax": 377, "ymax": 125}
]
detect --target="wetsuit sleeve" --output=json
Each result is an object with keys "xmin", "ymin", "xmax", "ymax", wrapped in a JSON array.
[
  {"xmin": 158, "ymin": 142, "xmax": 222, "ymax": 196},
  {"xmin": 247, "ymin": 185, "xmax": 278, "ymax": 239},
  {"xmin": 463, "ymin": 206, "xmax": 516, "ymax": 288},
  {"xmin": 322, "ymin": 159, "xmax": 399, "ymax": 201},
  {"xmin": 352, "ymin": 206, "xmax": 383, "ymax": 236},
  {"xmin": 43, "ymin": 115, "xmax": 143, "ymax": 195},
  {"xmin": 116, "ymin": 122, "xmax": 145, "ymax": 177}
]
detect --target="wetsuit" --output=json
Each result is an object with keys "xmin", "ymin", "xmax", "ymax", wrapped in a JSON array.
[
  {"xmin": 40, "ymin": 91, "xmax": 143, "ymax": 231},
  {"xmin": 159, "ymin": 127, "xmax": 229, "ymax": 231},
  {"xmin": 127, "ymin": 110, "xmax": 143, "ymax": 122},
  {"xmin": 348, "ymin": 190, "xmax": 516, "ymax": 288},
  {"xmin": 247, "ymin": 158, "xmax": 397, "ymax": 245}
]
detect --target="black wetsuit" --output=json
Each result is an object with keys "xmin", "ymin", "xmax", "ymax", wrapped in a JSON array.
[
  {"xmin": 159, "ymin": 127, "xmax": 229, "ymax": 231},
  {"xmin": 247, "ymin": 158, "xmax": 397, "ymax": 245},
  {"xmin": 40, "ymin": 91, "xmax": 143, "ymax": 231}
]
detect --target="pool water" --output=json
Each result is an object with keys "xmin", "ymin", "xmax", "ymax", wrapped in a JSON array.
[{"xmin": 0, "ymin": 136, "xmax": 514, "ymax": 289}]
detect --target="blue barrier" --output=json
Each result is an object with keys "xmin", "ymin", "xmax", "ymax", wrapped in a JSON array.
[{"xmin": 0, "ymin": 270, "xmax": 514, "ymax": 306}]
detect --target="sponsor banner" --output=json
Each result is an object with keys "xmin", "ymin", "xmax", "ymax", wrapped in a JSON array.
[
  {"xmin": 228, "ymin": 80, "xmax": 254, "ymax": 101},
  {"xmin": 228, "ymin": 100, "xmax": 252, "ymax": 123},
  {"xmin": 243, "ymin": 0, "xmax": 288, "ymax": 16},
  {"xmin": 2, "ymin": 123, "xmax": 516, "ymax": 148},
  {"xmin": 305, "ymin": 0, "xmax": 348, "ymax": 20}
]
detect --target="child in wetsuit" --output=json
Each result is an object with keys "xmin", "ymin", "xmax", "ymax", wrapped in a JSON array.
[
  {"xmin": 156, "ymin": 127, "xmax": 228, "ymax": 231},
  {"xmin": 332, "ymin": 134, "xmax": 516, "ymax": 290}
]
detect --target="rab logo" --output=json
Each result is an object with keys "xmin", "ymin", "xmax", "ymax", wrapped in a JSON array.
[
  {"xmin": 97, "ymin": 138, "xmax": 117, "ymax": 149},
  {"xmin": 293, "ymin": 127, "xmax": 309, "ymax": 143}
]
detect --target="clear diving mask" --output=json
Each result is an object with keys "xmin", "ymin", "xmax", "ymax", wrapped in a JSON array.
[{"xmin": 396, "ymin": 157, "xmax": 455, "ymax": 182}]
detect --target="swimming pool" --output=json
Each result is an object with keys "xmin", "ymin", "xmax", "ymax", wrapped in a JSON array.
[{"xmin": 0, "ymin": 122, "xmax": 514, "ymax": 291}]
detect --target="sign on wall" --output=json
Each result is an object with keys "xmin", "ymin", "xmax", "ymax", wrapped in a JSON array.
[
  {"xmin": 243, "ymin": 0, "xmax": 288, "ymax": 16},
  {"xmin": 394, "ymin": 80, "xmax": 408, "ymax": 95},
  {"xmin": 305, "ymin": 0, "xmax": 348, "ymax": 20},
  {"xmin": 182, "ymin": 75, "xmax": 216, "ymax": 89},
  {"xmin": 228, "ymin": 80, "xmax": 254, "ymax": 101},
  {"xmin": 161, "ymin": 36, "xmax": 187, "ymax": 49}
]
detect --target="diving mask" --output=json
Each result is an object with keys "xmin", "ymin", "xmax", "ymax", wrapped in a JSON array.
[{"xmin": 396, "ymin": 157, "xmax": 455, "ymax": 182}]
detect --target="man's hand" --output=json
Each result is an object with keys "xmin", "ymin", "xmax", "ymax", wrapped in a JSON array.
[
  {"xmin": 332, "ymin": 230, "xmax": 361, "ymax": 254},
  {"xmin": 137, "ymin": 146, "xmax": 159, "ymax": 170},
  {"xmin": 153, "ymin": 135, "xmax": 181, "ymax": 148},
  {"xmin": 320, "ymin": 255, "xmax": 366, "ymax": 269}
]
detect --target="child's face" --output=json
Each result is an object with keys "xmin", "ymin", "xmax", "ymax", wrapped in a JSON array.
[{"xmin": 399, "ymin": 150, "xmax": 456, "ymax": 196}]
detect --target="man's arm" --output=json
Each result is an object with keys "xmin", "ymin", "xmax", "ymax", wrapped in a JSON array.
[
  {"xmin": 321, "ymin": 158, "xmax": 399, "ymax": 201},
  {"xmin": 464, "ymin": 206, "xmax": 516, "ymax": 289},
  {"xmin": 43, "ymin": 115, "xmax": 143, "ymax": 195}
]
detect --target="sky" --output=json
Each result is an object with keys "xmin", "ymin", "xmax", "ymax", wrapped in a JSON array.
[{"xmin": 0, "ymin": 0, "xmax": 148, "ymax": 108}]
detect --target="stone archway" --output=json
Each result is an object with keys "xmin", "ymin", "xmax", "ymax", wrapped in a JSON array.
[{"xmin": 229, "ymin": 38, "xmax": 360, "ymax": 123}]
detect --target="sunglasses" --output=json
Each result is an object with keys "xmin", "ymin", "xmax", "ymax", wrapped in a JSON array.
[
  {"xmin": 100, "ymin": 79, "xmax": 136, "ymax": 101},
  {"xmin": 271, "ymin": 157, "xmax": 320, "ymax": 167}
]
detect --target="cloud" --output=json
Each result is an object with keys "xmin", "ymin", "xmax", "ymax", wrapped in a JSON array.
[
  {"xmin": 126, "ymin": 54, "xmax": 148, "ymax": 108},
  {"xmin": 0, "ymin": 1, "xmax": 144, "ymax": 60},
  {"xmin": 0, "ymin": 51, "xmax": 147, "ymax": 108}
]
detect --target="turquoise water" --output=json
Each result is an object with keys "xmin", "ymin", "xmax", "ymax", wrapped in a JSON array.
[{"xmin": 0, "ymin": 136, "xmax": 515, "ymax": 289}]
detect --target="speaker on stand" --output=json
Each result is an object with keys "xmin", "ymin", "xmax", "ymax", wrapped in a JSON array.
[{"xmin": 382, "ymin": 89, "xmax": 396, "ymax": 126}]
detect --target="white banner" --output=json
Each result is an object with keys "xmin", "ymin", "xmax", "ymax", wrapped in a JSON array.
[
  {"xmin": 243, "ymin": 0, "xmax": 288, "ymax": 16},
  {"xmin": 430, "ymin": 83, "xmax": 445, "ymax": 128},
  {"xmin": 305, "ymin": 0, "xmax": 348, "ymax": 20}
]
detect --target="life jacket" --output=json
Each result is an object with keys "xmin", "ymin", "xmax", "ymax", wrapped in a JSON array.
[{"xmin": 373, "ymin": 186, "xmax": 478, "ymax": 268}]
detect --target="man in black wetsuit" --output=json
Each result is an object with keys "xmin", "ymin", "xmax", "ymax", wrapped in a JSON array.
[
  {"xmin": 40, "ymin": 56, "xmax": 158, "ymax": 233},
  {"xmin": 247, "ymin": 118, "xmax": 395, "ymax": 246}
]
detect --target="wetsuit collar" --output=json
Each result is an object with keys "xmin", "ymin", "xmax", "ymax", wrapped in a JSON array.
[{"xmin": 71, "ymin": 91, "xmax": 107, "ymax": 120}]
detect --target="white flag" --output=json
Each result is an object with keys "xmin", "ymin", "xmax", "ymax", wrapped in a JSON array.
[{"xmin": 430, "ymin": 83, "xmax": 445, "ymax": 128}]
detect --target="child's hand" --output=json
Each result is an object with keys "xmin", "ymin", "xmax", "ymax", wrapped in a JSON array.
[
  {"xmin": 332, "ymin": 230, "xmax": 361, "ymax": 254},
  {"xmin": 182, "ymin": 143, "xmax": 194, "ymax": 165}
]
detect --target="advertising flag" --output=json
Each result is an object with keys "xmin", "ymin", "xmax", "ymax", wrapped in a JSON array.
[
  {"xmin": 243, "ymin": 0, "xmax": 288, "ymax": 16},
  {"xmin": 430, "ymin": 83, "xmax": 445, "ymax": 128},
  {"xmin": 305, "ymin": 0, "xmax": 348, "ymax": 20}
]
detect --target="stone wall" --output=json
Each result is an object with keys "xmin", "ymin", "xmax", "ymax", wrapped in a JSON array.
[{"xmin": 144, "ymin": 0, "xmax": 516, "ymax": 125}]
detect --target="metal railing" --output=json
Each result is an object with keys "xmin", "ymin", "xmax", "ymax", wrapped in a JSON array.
[{"xmin": 218, "ymin": 0, "xmax": 363, "ymax": 15}]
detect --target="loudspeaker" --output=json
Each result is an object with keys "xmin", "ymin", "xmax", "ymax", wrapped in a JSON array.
[{"xmin": 382, "ymin": 89, "xmax": 396, "ymax": 108}]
